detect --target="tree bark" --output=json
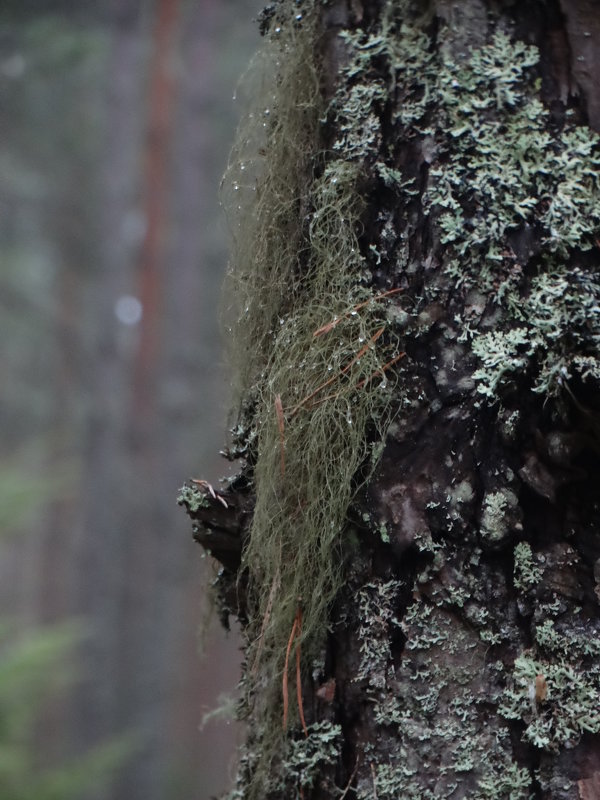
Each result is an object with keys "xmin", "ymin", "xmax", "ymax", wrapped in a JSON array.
[{"xmin": 183, "ymin": 1, "xmax": 600, "ymax": 798}]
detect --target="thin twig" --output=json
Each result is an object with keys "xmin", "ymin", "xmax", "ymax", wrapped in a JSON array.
[
  {"xmin": 295, "ymin": 608, "xmax": 308, "ymax": 737},
  {"xmin": 274, "ymin": 394, "xmax": 286, "ymax": 476},
  {"xmin": 355, "ymin": 352, "xmax": 406, "ymax": 391},
  {"xmin": 289, "ymin": 327, "xmax": 385, "ymax": 417},
  {"xmin": 370, "ymin": 763, "xmax": 378, "ymax": 800},
  {"xmin": 306, "ymin": 351, "xmax": 406, "ymax": 411},
  {"xmin": 338, "ymin": 757, "xmax": 360, "ymax": 800},
  {"xmin": 313, "ymin": 288, "xmax": 403, "ymax": 337},
  {"xmin": 283, "ymin": 613, "xmax": 299, "ymax": 730},
  {"xmin": 190, "ymin": 478, "xmax": 228, "ymax": 507},
  {"xmin": 251, "ymin": 567, "xmax": 280, "ymax": 677}
]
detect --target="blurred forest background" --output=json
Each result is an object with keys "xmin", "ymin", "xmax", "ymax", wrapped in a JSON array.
[{"xmin": 0, "ymin": 1, "xmax": 262, "ymax": 798}]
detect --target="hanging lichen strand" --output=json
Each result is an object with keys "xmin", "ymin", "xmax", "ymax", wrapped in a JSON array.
[{"xmin": 221, "ymin": 4, "xmax": 402, "ymax": 795}]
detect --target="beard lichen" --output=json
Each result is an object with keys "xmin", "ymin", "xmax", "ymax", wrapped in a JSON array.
[{"xmin": 221, "ymin": 3, "xmax": 402, "ymax": 795}]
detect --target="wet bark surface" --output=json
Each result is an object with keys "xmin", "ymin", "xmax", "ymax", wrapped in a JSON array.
[{"xmin": 183, "ymin": 0, "xmax": 600, "ymax": 797}]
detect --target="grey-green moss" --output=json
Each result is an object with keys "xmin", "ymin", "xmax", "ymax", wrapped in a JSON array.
[{"xmin": 222, "ymin": 4, "xmax": 404, "ymax": 795}]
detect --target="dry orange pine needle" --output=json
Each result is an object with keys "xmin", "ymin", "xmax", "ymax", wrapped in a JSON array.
[
  {"xmin": 282, "ymin": 606, "xmax": 308, "ymax": 737},
  {"xmin": 282, "ymin": 612, "xmax": 299, "ymax": 731},
  {"xmin": 535, "ymin": 674, "xmax": 548, "ymax": 703}
]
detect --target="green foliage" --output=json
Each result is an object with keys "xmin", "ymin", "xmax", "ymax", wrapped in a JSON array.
[
  {"xmin": 0, "ymin": 460, "xmax": 135, "ymax": 799},
  {"xmin": 0, "ymin": 628, "xmax": 135, "ymax": 799},
  {"xmin": 0, "ymin": 458, "xmax": 69, "ymax": 536}
]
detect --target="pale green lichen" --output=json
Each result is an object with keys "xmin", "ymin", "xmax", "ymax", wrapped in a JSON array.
[
  {"xmin": 427, "ymin": 31, "xmax": 600, "ymax": 274},
  {"xmin": 355, "ymin": 593, "xmax": 533, "ymax": 799},
  {"xmin": 334, "ymin": 5, "xmax": 600, "ymax": 403},
  {"xmin": 472, "ymin": 328, "xmax": 532, "ymax": 399},
  {"xmin": 513, "ymin": 541, "xmax": 543, "ymax": 591},
  {"xmin": 500, "ymin": 615, "xmax": 600, "ymax": 752},
  {"xmin": 473, "ymin": 267, "xmax": 600, "ymax": 397},
  {"xmin": 281, "ymin": 721, "xmax": 342, "ymax": 791},
  {"xmin": 447, "ymin": 479, "xmax": 475, "ymax": 507},
  {"xmin": 332, "ymin": 81, "xmax": 385, "ymax": 158},
  {"xmin": 535, "ymin": 618, "xmax": 600, "ymax": 660},
  {"xmin": 356, "ymin": 580, "xmax": 403, "ymax": 689},
  {"xmin": 176, "ymin": 484, "xmax": 209, "ymax": 514},
  {"xmin": 499, "ymin": 651, "xmax": 600, "ymax": 750},
  {"xmin": 479, "ymin": 488, "xmax": 519, "ymax": 546},
  {"xmin": 476, "ymin": 762, "xmax": 532, "ymax": 800},
  {"xmin": 380, "ymin": 9, "xmax": 600, "ymax": 400}
]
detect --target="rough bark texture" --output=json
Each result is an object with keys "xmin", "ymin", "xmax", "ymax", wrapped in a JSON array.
[{"xmin": 181, "ymin": 1, "xmax": 600, "ymax": 798}]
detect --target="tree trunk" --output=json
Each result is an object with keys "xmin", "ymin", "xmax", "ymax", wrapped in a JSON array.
[{"xmin": 182, "ymin": 1, "xmax": 600, "ymax": 798}]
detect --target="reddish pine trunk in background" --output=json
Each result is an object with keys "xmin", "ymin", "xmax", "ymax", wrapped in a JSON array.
[{"xmin": 133, "ymin": 0, "xmax": 179, "ymax": 428}]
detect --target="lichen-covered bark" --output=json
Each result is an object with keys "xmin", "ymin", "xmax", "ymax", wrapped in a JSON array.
[{"xmin": 181, "ymin": 1, "xmax": 600, "ymax": 797}]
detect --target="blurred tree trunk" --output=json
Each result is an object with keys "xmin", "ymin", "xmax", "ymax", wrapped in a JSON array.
[
  {"xmin": 1, "ymin": 0, "xmax": 259, "ymax": 797},
  {"xmin": 185, "ymin": 1, "xmax": 600, "ymax": 798},
  {"xmin": 74, "ymin": 0, "xmax": 148, "ymax": 794}
]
